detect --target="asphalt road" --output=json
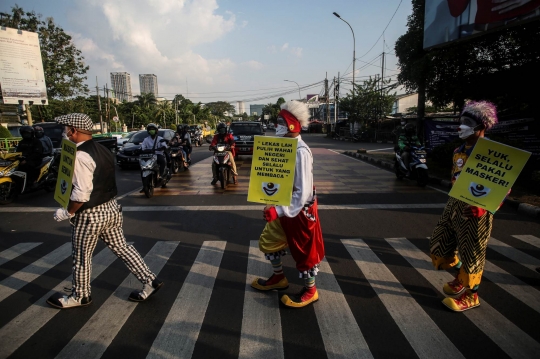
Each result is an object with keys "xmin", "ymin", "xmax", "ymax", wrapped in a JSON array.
[{"xmin": 1, "ymin": 132, "xmax": 539, "ymax": 359}]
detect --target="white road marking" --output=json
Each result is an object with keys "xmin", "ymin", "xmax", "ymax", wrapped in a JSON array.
[
  {"xmin": 0, "ymin": 243, "xmax": 71, "ymax": 303},
  {"xmin": 343, "ymin": 238, "xmax": 463, "ymax": 359},
  {"xmin": 0, "ymin": 242, "xmax": 41, "ymax": 267},
  {"xmin": 147, "ymin": 241, "xmax": 226, "ymax": 359},
  {"xmin": 115, "ymin": 187, "xmax": 143, "ymax": 200},
  {"xmin": 0, "ymin": 244, "xmax": 126, "ymax": 359},
  {"xmin": 55, "ymin": 241, "xmax": 179, "ymax": 359},
  {"xmin": 314, "ymin": 257, "xmax": 374, "ymax": 359},
  {"xmin": 385, "ymin": 237, "xmax": 540, "ymax": 358},
  {"xmin": 0, "ymin": 203, "xmax": 448, "ymax": 213},
  {"xmin": 367, "ymin": 148, "xmax": 394, "ymax": 152},
  {"xmin": 489, "ymin": 237, "xmax": 540, "ymax": 273},
  {"xmin": 239, "ymin": 240, "xmax": 284, "ymax": 359},
  {"xmin": 512, "ymin": 235, "xmax": 540, "ymax": 249}
]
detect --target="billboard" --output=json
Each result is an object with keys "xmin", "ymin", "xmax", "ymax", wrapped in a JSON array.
[
  {"xmin": 424, "ymin": 0, "xmax": 540, "ymax": 49},
  {"xmin": 0, "ymin": 27, "xmax": 48, "ymax": 105}
]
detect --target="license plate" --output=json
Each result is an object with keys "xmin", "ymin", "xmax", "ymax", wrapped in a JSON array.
[{"xmin": 240, "ymin": 147, "xmax": 250, "ymax": 152}]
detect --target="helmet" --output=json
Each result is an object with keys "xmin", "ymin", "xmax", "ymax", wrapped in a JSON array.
[
  {"xmin": 217, "ymin": 123, "xmax": 227, "ymax": 135},
  {"xmin": 34, "ymin": 126, "xmax": 45, "ymax": 139},
  {"xmin": 176, "ymin": 124, "xmax": 183, "ymax": 133},
  {"xmin": 183, "ymin": 125, "xmax": 189, "ymax": 131},
  {"xmin": 404, "ymin": 123, "xmax": 416, "ymax": 136},
  {"xmin": 147, "ymin": 123, "xmax": 158, "ymax": 134},
  {"xmin": 19, "ymin": 126, "xmax": 35, "ymax": 140}
]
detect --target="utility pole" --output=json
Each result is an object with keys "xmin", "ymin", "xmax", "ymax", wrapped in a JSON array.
[
  {"xmin": 104, "ymin": 84, "xmax": 110, "ymax": 132},
  {"xmin": 381, "ymin": 51, "xmax": 385, "ymax": 122},
  {"xmin": 96, "ymin": 77, "xmax": 103, "ymax": 133},
  {"xmin": 325, "ymin": 73, "xmax": 330, "ymax": 128},
  {"xmin": 333, "ymin": 76, "xmax": 337, "ymax": 129},
  {"xmin": 336, "ymin": 72, "xmax": 340, "ymax": 126}
]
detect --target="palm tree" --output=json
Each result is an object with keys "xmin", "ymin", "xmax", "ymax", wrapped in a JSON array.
[
  {"xmin": 135, "ymin": 93, "xmax": 157, "ymax": 109},
  {"xmin": 155, "ymin": 100, "xmax": 172, "ymax": 127}
]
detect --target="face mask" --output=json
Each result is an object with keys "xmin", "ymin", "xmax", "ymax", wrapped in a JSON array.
[
  {"xmin": 275, "ymin": 124, "xmax": 288, "ymax": 137},
  {"xmin": 458, "ymin": 124, "xmax": 475, "ymax": 139},
  {"xmin": 148, "ymin": 130, "xmax": 156, "ymax": 136}
]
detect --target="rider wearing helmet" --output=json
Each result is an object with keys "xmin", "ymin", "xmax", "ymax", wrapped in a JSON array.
[
  {"xmin": 16, "ymin": 126, "xmax": 44, "ymax": 184},
  {"xmin": 209, "ymin": 122, "xmax": 238, "ymax": 185},
  {"xmin": 34, "ymin": 126, "xmax": 54, "ymax": 156},
  {"xmin": 171, "ymin": 124, "xmax": 189, "ymax": 167},
  {"xmin": 181, "ymin": 125, "xmax": 192, "ymax": 163},
  {"xmin": 141, "ymin": 123, "xmax": 168, "ymax": 178},
  {"xmin": 398, "ymin": 123, "xmax": 421, "ymax": 176}
]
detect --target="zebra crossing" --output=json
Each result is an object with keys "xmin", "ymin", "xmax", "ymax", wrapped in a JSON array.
[{"xmin": 0, "ymin": 234, "xmax": 539, "ymax": 359}]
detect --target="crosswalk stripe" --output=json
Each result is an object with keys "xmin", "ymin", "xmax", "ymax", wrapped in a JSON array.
[
  {"xmin": 314, "ymin": 257, "xmax": 373, "ymax": 359},
  {"xmin": 147, "ymin": 241, "xmax": 226, "ymax": 359},
  {"xmin": 0, "ymin": 244, "xmax": 125, "ymax": 359},
  {"xmin": 489, "ymin": 237, "xmax": 540, "ymax": 273},
  {"xmin": 482, "ymin": 260, "xmax": 540, "ymax": 313},
  {"xmin": 342, "ymin": 239, "xmax": 464, "ymax": 359},
  {"xmin": 385, "ymin": 237, "xmax": 540, "ymax": 358},
  {"xmin": 239, "ymin": 240, "xmax": 284, "ymax": 359},
  {"xmin": 55, "ymin": 241, "xmax": 179, "ymax": 359},
  {"xmin": 0, "ymin": 242, "xmax": 41, "ymax": 267},
  {"xmin": 0, "ymin": 242, "xmax": 71, "ymax": 303},
  {"xmin": 512, "ymin": 235, "xmax": 540, "ymax": 249}
]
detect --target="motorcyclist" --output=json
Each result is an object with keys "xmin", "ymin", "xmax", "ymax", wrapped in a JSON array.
[
  {"xmin": 181, "ymin": 125, "xmax": 192, "ymax": 163},
  {"xmin": 209, "ymin": 122, "xmax": 238, "ymax": 185},
  {"xmin": 171, "ymin": 124, "xmax": 189, "ymax": 167},
  {"xmin": 16, "ymin": 126, "xmax": 44, "ymax": 185},
  {"xmin": 141, "ymin": 123, "xmax": 167, "ymax": 178},
  {"xmin": 34, "ymin": 126, "xmax": 54, "ymax": 156},
  {"xmin": 398, "ymin": 123, "xmax": 421, "ymax": 176}
]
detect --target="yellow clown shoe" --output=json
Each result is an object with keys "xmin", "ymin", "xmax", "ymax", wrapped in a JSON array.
[
  {"xmin": 251, "ymin": 274, "xmax": 289, "ymax": 291},
  {"xmin": 281, "ymin": 287, "xmax": 318, "ymax": 308},
  {"xmin": 443, "ymin": 277, "xmax": 466, "ymax": 296},
  {"xmin": 442, "ymin": 290, "xmax": 480, "ymax": 312}
]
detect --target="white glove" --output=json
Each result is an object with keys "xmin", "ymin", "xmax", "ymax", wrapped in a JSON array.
[{"xmin": 54, "ymin": 208, "xmax": 74, "ymax": 222}]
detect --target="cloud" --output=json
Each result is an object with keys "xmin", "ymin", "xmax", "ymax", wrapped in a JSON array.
[
  {"xmin": 281, "ymin": 43, "xmax": 289, "ymax": 51},
  {"xmin": 267, "ymin": 45, "xmax": 277, "ymax": 54},
  {"xmin": 242, "ymin": 60, "xmax": 263, "ymax": 70},
  {"xmin": 290, "ymin": 47, "xmax": 303, "ymax": 58}
]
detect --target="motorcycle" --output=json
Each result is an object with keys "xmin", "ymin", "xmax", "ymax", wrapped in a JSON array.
[
  {"xmin": 191, "ymin": 129, "xmax": 202, "ymax": 147},
  {"xmin": 139, "ymin": 140, "xmax": 171, "ymax": 198},
  {"xmin": 212, "ymin": 143, "xmax": 232, "ymax": 189},
  {"xmin": 394, "ymin": 145, "xmax": 429, "ymax": 186},
  {"xmin": 0, "ymin": 149, "xmax": 60, "ymax": 204},
  {"xmin": 170, "ymin": 144, "xmax": 188, "ymax": 173}
]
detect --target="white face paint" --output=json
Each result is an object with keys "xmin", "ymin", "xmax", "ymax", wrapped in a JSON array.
[
  {"xmin": 458, "ymin": 124, "xmax": 475, "ymax": 139},
  {"xmin": 275, "ymin": 124, "xmax": 288, "ymax": 137}
]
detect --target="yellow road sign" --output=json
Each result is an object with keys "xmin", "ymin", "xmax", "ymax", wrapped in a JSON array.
[
  {"xmin": 54, "ymin": 139, "xmax": 77, "ymax": 208},
  {"xmin": 449, "ymin": 138, "xmax": 531, "ymax": 212},
  {"xmin": 247, "ymin": 136, "xmax": 297, "ymax": 206}
]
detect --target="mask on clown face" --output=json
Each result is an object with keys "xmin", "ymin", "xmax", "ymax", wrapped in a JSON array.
[
  {"xmin": 275, "ymin": 117, "xmax": 288, "ymax": 137},
  {"xmin": 458, "ymin": 124, "xmax": 475, "ymax": 139}
]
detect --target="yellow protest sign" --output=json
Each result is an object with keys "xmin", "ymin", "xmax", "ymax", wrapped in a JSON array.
[
  {"xmin": 449, "ymin": 138, "xmax": 531, "ymax": 212},
  {"xmin": 54, "ymin": 139, "xmax": 77, "ymax": 208},
  {"xmin": 247, "ymin": 136, "xmax": 297, "ymax": 206}
]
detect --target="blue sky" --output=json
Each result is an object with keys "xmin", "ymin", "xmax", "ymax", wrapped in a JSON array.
[{"xmin": 1, "ymin": 0, "xmax": 412, "ymax": 109}]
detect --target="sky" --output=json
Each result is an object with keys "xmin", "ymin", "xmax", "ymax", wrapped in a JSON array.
[{"xmin": 1, "ymin": 0, "xmax": 413, "ymax": 112}]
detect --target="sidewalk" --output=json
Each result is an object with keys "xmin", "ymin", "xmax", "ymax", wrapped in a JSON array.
[{"xmin": 341, "ymin": 148, "xmax": 540, "ymax": 219}]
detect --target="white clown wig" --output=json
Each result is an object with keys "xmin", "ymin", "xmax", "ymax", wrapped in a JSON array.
[
  {"xmin": 280, "ymin": 100, "xmax": 310, "ymax": 128},
  {"xmin": 461, "ymin": 101, "xmax": 498, "ymax": 130}
]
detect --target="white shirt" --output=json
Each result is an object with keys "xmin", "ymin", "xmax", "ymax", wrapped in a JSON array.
[
  {"xmin": 141, "ymin": 135, "xmax": 166, "ymax": 155},
  {"xmin": 275, "ymin": 135, "xmax": 314, "ymax": 218},
  {"xmin": 70, "ymin": 141, "xmax": 96, "ymax": 203}
]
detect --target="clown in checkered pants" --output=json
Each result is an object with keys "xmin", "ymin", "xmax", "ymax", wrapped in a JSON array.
[
  {"xmin": 251, "ymin": 101, "xmax": 325, "ymax": 308},
  {"xmin": 46, "ymin": 113, "xmax": 163, "ymax": 309}
]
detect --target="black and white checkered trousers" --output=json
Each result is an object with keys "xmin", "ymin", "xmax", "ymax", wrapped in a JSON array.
[{"xmin": 70, "ymin": 199, "xmax": 156, "ymax": 298}]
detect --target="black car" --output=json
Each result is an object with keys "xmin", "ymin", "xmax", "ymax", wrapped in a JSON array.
[
  {"xmin": 31, "ymin": 122, "xmax": 117, "ymax": 151},
  {"xmin": 228, "ymin": 121, "xmax": 265, "ymax": 157},
  {"xmin": 116, "ymin": 129, "xmax": 175, "ymax": 168}
]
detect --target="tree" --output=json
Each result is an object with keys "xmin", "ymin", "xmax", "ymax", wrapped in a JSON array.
[
  {"xmin": 135, "ymin": 93, "xmax": 157, "ymax": 109},
  {"xmin": 205, "ymin": 101, "xmax": 235, "ymax": 118},
  {"xmin": 339, "ymin": 77, "xmax": 396, "ymax": 125},
  {"xmin": 0, "ymin": 6, "xmax": 90, "ymax": 98}
]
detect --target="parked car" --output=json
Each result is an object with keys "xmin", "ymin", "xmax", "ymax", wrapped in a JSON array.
[
  {"xmin": 116, "ymin": 129, "xmax": 175, "ymax": 168},
  {"xmin": 117, "ymin": 131, "xmax": 137, "ymax": 147},
  {"xmin": 228, "ymin": 121, "xmax": 265, "ymax": 158}
]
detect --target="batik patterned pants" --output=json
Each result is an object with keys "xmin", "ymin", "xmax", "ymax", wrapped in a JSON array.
[
  {"xmin": 70, "ymin": 199, "xmax": 155, "ymax": 298},
  {"xmin": 429, "ymin": 197, "xmax": 493, "ymax": 289}
]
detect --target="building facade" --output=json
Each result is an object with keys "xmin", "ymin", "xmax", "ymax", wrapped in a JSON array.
[
  {"xmin": 139, "ymin": 74, "xmax": 158, "ymax": 96},
  {"xmin": 237, "ymin": 101, "xmax": 246, "ymax": 115},
  {"xmin": 110, "ymin": 72, "xmax": 133, "ymax": 102},
  {"xmin": 249, "ymin": 104, "xmax": 264, "ymax": 117}
]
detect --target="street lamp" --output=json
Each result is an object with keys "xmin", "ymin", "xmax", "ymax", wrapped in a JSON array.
[
  {"xmin": 333, "ymin": 12, "xmax": 355, "ymax": 101},
  {"xmin": 284, "ymin": 80, "xmax": 301, "ymax": 100}
]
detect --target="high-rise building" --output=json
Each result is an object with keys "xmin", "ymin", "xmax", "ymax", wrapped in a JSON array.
[
  {"xmin": 139, "ymin": 74, "xmax": 158, "ymax": 96},
  {"xmin": 237, "ymin": 101, "xmax": 246, "ymax": 115},
  {"xmin": 110, "ymin": 72, "xmax": 133, "ymax": 102},
  {"xmin": 249, "ymin": 104, "xmax": 265, "ymax": 117}
]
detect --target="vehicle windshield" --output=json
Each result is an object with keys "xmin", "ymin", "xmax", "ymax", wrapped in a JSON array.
[
  {"xmin": 128, "ymin": 130, "xmax": 166, "ymax": 144},
  {"xmin": 229, "ymin": 124, "xmax": 263, "ymax": 135}
]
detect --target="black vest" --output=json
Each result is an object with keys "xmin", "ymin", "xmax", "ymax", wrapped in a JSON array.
[{"xmin": 77, "ymin": 140, "xmax": 118, "ymax": 212}]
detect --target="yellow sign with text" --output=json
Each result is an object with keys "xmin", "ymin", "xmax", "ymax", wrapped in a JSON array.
[
  {"xmin": 247, "ymin": 136, "xmax": 297, "ymax": 206},
  {"xmin": 54, "ymin": 139, "xmax": 77, "ymax": 208},
  {"xmin": 449, "ymin": 138, "xmax": 531, "ymax": 212}
]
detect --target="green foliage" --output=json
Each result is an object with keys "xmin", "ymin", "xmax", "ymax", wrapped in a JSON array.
[
  {"xmin": 1, "ymin": 6, "xmax": 90, "ymax": 98},
  {"xmin": 262, "ymin": 97, "xmax": 287, "ymax": 122},
  {"xmin": 0, "ymin": 126, "xmax": 13, "ymax": 138},
  {"xmin": 205, "ymin": 101, "xmax": 235, "ymax": 117},
  {"xmin": 339, "ymin": 77, "xmax": 396, "ymax": 124}
]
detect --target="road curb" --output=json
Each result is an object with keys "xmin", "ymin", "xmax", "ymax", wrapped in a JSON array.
[{"xmin": 343, "ymin": 150, "xmax": 540, "ymax": 219}]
